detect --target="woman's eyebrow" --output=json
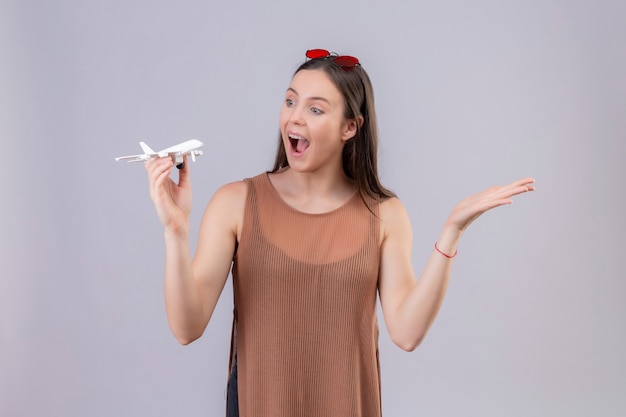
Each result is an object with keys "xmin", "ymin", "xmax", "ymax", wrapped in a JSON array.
[{"xmin": 286, "ymin": 87, "xmax": 330, "ymax": 104}]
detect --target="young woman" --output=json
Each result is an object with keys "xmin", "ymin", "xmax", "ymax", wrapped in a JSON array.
[{"xmin": 145, "ymin": 49, "xmax": 535, "ymax": 417}]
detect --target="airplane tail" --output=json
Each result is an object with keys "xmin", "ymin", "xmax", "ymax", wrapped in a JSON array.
[{"xmin": 139, "ymin": 141, "xmax": 155, "ymax": 154}]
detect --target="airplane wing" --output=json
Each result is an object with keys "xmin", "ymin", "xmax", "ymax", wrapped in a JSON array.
[
  {"xmin": 115, "ymin": 141, "xmax": 159, "ymax": 162},
  {"xmin": 115, "ymin": 155, "xmax": 149, "ymax": 162}
]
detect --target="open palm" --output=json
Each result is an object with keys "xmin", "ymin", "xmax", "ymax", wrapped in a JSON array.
[{"xmin": 447, "ymin": 177, "xmax": 535, "ymax": 232}]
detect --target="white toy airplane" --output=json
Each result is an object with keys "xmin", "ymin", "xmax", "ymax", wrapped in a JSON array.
[{"xmin": 115, "ymin": 139, "xmax": 204, "ymax": 169}]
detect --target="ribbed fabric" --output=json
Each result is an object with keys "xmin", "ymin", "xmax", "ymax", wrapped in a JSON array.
[{"xmin": 230, "ymin": 173, "xmax": 382, "ymax": 417}]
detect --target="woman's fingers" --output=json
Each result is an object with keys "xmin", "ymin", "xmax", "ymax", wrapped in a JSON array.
[
  {"xmin": 500, "ymin": 178, "xmax": 536, "ymax": 200},
  {"xmin": 143, "ymin": 156, "xmax": 193, "ymax": 232},
  {"xmin": 483, "ymin": 178, "xmax": 535, "ymax": 203},
  {"xmin": 514, "ymin": 177, "xmax": 536, "ymax": 187},
  {"xmin": 154, "ymin": 159, "xmax": 173, "ymax": 186},
  {"xmin": 177, "ymin": 155, "xmax": 191, "ymax": 189},
  {"xmin": 145, "ymin": 157, "xmax": 175, "ymax": 202},
  {"xmin": 146, "ymin": 156, "xmax": 169, "ymax": 182},
  {"xmin": 448, "ymin": 177, "xmax": 535, "ymax": 231},
  {"xmin": 506, "ymin": 177, "xmax": 535, "ymax": 193}
]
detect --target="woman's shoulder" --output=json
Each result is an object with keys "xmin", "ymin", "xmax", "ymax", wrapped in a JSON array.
[
  {"xmin": 379, "ymin": 196, "xmax": 412, "ymax": 241},
  {"xmin": 379, "ymin": 196, "xmax": 407, "ymax": 219},
  {"xmin": 210, "ymin": 172, "xmax": 270, "ymax": 204},
  {"xmin": 201, "ymin": 180, "xmax": 249, "ymax": 237},
  {"xmin": 211, "ymin": 179, "xmax": 249, "ymax": 205}
]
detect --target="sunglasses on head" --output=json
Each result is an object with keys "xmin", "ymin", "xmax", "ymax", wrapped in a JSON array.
[{"xmin": 305, "ymin": 49, "xmax": 360, "ymax": 69}]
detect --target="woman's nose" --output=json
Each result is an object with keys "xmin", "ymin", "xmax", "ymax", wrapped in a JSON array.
[{"xmin": 289, "ymin": 105, "xmax": 305, "ymax": 125}]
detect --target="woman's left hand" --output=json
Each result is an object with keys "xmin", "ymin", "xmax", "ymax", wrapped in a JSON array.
[{"xmin": 446, "ymin": 177, "xmax": 535, "ymax": 233}]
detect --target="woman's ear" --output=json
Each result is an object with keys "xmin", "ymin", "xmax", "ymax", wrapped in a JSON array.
[{"xmin": 341, "ymin": 116, "xmax": 364, "ymax": 142}]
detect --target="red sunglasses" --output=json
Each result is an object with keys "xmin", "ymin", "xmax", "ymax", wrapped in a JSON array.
[{"xmin": 305, "ymin": 49, "xmax": 360, "ymax": 69}]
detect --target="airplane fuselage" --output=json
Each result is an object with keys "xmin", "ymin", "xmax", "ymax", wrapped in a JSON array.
[{"xmin": 115, "ymin": 139, "xmax": 204, "ymax": 169}]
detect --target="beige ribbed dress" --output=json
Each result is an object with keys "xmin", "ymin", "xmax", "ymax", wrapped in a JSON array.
[{"xmin": 230, "ymin": 173, "xmax": 382, "ymax": 417}]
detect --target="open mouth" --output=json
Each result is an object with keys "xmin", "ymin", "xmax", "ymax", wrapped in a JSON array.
[{"xmin": 288, "ymin": 133, "xmax": 310, "ymax": 154}]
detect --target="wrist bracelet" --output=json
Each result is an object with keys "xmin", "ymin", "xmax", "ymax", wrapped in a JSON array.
[{"xmin": 434, "ymin": 242, "xmax": 457, "ymax": 259}]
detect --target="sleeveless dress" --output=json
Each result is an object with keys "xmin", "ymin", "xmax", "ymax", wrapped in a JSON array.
[{"xmin": 228, "ymin": 173, "xmax": 382, "ymax": 417}]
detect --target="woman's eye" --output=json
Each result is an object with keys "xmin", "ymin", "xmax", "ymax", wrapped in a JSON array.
[
  {"xmin": 311, "ymin": 107, "xmax": 323, "ymax": 115},
  {"xmin": 285, "ymin": 98, "xmax": 295, "ymax": 106}
]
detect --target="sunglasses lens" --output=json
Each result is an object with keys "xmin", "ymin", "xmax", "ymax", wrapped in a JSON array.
[
  {"xmin": 306, "ymin": 49, "xmax": 360, "ymax": 68},
  {"xmin": 334, "ymin": 55, "xmax": 359, "ymax": 68},
  {"xmin": 306, "ymin": 49, "xmax": 330, "ymax": 59}
]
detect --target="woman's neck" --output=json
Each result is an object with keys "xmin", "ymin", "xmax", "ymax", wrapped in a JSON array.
[{"xmin": 268, "ymin": 167, "xmax": 356, "ymax": 214}]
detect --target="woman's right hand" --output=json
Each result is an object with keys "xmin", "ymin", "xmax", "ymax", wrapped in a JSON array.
[{"xmin": 145, "ymin": 155, "xmax": 192, "ymax": 235}]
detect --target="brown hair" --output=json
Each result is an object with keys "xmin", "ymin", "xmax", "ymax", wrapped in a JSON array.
[{"xmin": 271, "ymin": 55, "xmax": 396, "ymax": 206}]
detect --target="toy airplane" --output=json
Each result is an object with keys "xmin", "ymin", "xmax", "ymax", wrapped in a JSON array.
[{"xmin": 115, "ymin": 139, "xmax": 204, "ymax": 169}]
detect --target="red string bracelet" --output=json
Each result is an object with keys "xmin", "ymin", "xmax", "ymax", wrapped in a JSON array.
[{"xmin": 434, "ymin": 242, "xmax": 457, "ymax": 259}]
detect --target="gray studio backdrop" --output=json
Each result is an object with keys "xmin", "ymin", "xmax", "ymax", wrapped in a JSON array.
[{"xmin": 1, "ymin": 1, "xmax": 624, "ymax": 416}]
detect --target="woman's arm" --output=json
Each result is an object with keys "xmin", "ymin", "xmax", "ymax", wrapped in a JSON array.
[
  {"xmin": 378, "ymin": 178, "xmax": 535, "ymax": 351},
  {"xmin": 146, "ymin": 156, "xmax": 245, "ymax": 345}
]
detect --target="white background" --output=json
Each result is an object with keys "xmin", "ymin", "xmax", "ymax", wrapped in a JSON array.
[{"xmin": 1, "ymin": 0, "xmax": 625, "ymax": 416}]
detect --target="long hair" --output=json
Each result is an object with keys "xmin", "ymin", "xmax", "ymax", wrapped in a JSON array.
[{"xmin": 271, "ymin": 55, "xmax": 396, "ymax": 206}]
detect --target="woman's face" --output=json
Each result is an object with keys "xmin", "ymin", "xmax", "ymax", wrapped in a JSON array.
[{"xmin": 279, "ymin": 69, "xmax": 357, "ymax": 174}]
